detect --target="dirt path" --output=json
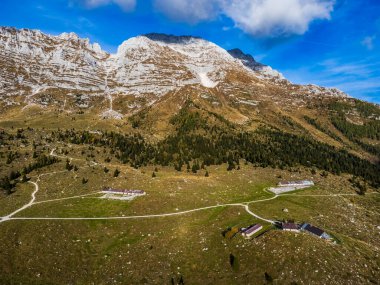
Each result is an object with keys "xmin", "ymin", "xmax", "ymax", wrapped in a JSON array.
[
  {"xmin": 0, "ymin": 171, "xmax": 276, "ymax": 223},
  {"xmin": 0, "ymin": 180, "xmax": 39, "ymax": 223},
  {"xmin": 3, "ymin": 171, "xmax": 376, "ymax": 224},
  {"xmin": 2, "ymin": 149, "xmax": 377, "ymax": 224},
  {"xmin": 7, "ymin": 201, "xmax": 275, "ymax": 223}
]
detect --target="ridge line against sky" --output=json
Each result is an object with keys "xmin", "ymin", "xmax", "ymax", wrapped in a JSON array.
[{"xmin": 1, "ymin": 0, "xmax": 379, "ymax": 103}]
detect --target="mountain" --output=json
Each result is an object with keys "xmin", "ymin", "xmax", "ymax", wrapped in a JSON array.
[
  {"xmin": 0, "ymin": 27, "xmax": 348, "ymax": 111},
  {"xmin": 1, "ymin": 27, "xmax": 380, "ymax": 285},
  {"xmin": 0, "ymin": 27, "xmax": 379, "ymax": 177}
]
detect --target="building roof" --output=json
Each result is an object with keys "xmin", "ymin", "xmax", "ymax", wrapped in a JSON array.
[
  {"xmin": 304, "ymin": 224, "xmax": 324, "ymax": 236},
  {"xmin": 103, "ymin": 188, "xmax": 145, "ymax": 194},
  {"xmin": 279, "ymin": 180, "xmax": 314, "ymax": 186},
  {"xmin": 243, "ymin": 224, "xmax": 262, "ymax": 235},
  {"xmin": 282, "ymin": 223, "xmax": 298, "ymax": 230}
]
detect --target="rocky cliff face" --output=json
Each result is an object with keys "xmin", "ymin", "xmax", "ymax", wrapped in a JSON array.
[
  {"xmin": 0, "ymin": 27, "xmax": 108, "ymax": 95},
  {"xmin": 0, "ymin": 27, "xmax": 348, "ymax": 114}
]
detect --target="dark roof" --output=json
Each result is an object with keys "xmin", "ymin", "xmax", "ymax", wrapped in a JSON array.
[
  {"xmin": 243, "ymin": 224, "xmax": 262, "ymax": 234},
  {"xmin": 304, "ymin": 224, "xmax": 324, "ymax": 236},
  {"xmin": 282, "ymin": 223, "xmax": 298, "ymax": 230}
]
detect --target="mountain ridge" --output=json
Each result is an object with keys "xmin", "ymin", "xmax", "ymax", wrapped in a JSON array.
[{"xmin": 0, "ymin": 26, "xmax": 348, "ymax": 101}]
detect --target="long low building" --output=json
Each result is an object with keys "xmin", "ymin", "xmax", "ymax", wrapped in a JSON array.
[
  {"xmin": 269, "ymin": 180, "xmax": 315, "ymax": 194},
  {"xmin": 278, "ymin": 180, "xmax": 314, "ymax": 187},
  {"xmin": 102, "ymin": 187, "xmax": 146, "ymax": 196},
  {"xmin": 241, "ymin": 224, "xmax": 263, "ymax": 238},
  {"xmin": 300, "ymin": 223, "xmax": 331, "ymax": 240}
]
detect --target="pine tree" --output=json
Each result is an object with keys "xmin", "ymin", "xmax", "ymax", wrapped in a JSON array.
[
  {"xmin": 227, "ymin": 161, "xmax": 235, "ymax": 171},
  {"xmin": 264, "ymin": 272, "xmax": 273, "ymax": 283},
  {"xmin": 1, "ymin": 176, "xmax": 13, "ymax": 195},
  {"xmin": 229, "ymin": 253, "xmax": 235, "ymax": 267},
  {"xmin": 21, "ymin": 173, "xmax": 28, "ymax": 183},
  {"xmin": 65, "ymin": 159, "xmax": 73, "ymax": 171}
]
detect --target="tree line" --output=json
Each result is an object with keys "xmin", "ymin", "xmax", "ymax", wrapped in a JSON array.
[
  {"xmin": 53, "ymin": 125, "xmax": 380, "ymax": 187},
  {"xmin": 0, "ymin": 155, "xmax": 59, "ymax": 195}
]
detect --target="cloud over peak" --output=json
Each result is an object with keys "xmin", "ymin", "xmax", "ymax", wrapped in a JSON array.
[
  {"xmin": 83, "ymin": 0, "xmax": 136, "ymax": 11},
  {"xmin": 154, "ymin": 0, "xmax": 334, "ymax": 37},
  {"xmin": 77, "ymin": 0, "xmax": 335, "ymax": 37}
]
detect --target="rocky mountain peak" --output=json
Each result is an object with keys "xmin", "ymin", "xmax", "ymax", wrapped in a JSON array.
[
  {"xmin": 0, "ymin": 27, "xmax": 348, "ymax": 114},
  {"xmin": 228, "ymin": 48, "xmax": 256, "ymax": 63},
  {"xmin": 144, "ymin": 33, "xmax": 203, "ymax": 44}
]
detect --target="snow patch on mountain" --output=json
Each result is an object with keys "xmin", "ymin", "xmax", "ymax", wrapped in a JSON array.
[
  {"xmin": 198, "ymin": 72, "xmax": 218, "ymax": 88},
  {"xmin": 0, "ymin": 27, "xmax": 349, "ymax": 108},
  {"xmin": 100, "ymin": 109, "xmax": 124, "ymax": 120}
]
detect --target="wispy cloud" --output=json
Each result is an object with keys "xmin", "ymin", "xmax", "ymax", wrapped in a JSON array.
[
  {"xmin": 319, "ymin": 58, "xmax": 380, "ymax": 77},
  {"xmin": 153, "ymin": 0, "xmax": 220, "ymax": 24},
  {"xmin": 361, "ymin": 35, "xmax": 376, "ymax": 50},
  {"xmin": 283, "ymin": 57, "xmax": 380, "ymax": 103},
  {"xmin": 76, "ymin": 0, "xmax": 136, "ymax": 11},
  {"xmin": 69, "ymin": 0, "xmax": 335, "ymax": 37}
]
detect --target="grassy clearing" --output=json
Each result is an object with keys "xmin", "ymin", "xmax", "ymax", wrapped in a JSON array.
[
  {"xmin": 1, "ymin": 206, "xmax": 378, "ymax": 285},
  {"xmin": 0, "ymin": 127, "xmax": 379, "ymax": 284},
  {"xmin": 19, "ymin": 163, "xmax": 276, "ymax": 218}
]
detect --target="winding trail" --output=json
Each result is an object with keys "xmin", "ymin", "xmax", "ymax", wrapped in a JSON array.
[
  {"xmin": 1, "ymin": 149, "xmax": 378, "ymax": 224},
  {"xmin": 1, "ymin": 176, "xmax": 276, "ymax": 223},
  {"xmin": 0, "ymin": 180, "xmax": 39, "ymax": 223},
  {"xmin": 8, "ymin": 201, "xmax": 275, "ymax": 223},
  {"xmin": 0, "ymin": 166, "xmax": 277, "ymax": 223},
  {"xmin": 2, "ymin": 170, "xmax": 378, "ymax": 224}
]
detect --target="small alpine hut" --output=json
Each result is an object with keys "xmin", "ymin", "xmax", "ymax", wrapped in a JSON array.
[
  {"xmin": 300, "ymin": 223, "xmax": 331, "ymax": 240},
  {"xmin": 241, "ymin": 224, "xmax": 262, "ymax": 238},
  {"xmin": 282, "ymin": 222, "xmax": 299, "ymax": 232}
]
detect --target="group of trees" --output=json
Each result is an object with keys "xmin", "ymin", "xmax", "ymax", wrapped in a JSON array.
[
  {"xmin": 51, "ymin": 104, "xmax": 380, "ymax": 188},
  {"xmin": 304, "ymin": 116, "xmax": 343, "ymax": 143},
  {"xmin": 6, "ymin": 151, "xmax": 19, "ymax": 164},
  {"xmin": 327, "ymin": 100, "xmax": 380, "ymax": 157},
  {"xmin": 52, "ymin": 126, "xmax": 380, "ymax": 188},
  {"xmin": 349, "ymin": 176, "xmax": 368, "ymax": 195},
  {"xmin": 0, "ymin": 154, "xmax": 59, "ymax": 195},
  {"xmin": 331, "ymin": 115, "xmax": 380, "ymax": 141}
]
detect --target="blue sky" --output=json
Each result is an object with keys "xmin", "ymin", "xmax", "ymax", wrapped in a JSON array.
[{"xmin": 1, "ymin": 0, "xmax": 379, "ymax": 103}]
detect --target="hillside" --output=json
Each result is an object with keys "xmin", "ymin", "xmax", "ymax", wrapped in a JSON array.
[
  {"xmin": 0, "ymin": 27, "xmax": 379, "ymax": 285},
  {"xmin": 1, "ymin": 27, "xmax": 379, "ymax": 182}
]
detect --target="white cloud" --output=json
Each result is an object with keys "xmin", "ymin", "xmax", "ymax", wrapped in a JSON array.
[
  {"xmin": 154, "ymin": 0, "xmax": 220, "ymax": 23},
  {"xmin": 78, "ymin": 0, "xmax": 335, "ymax": 37},
  {"xmin": 361, "ymin": 36, "xmax": 376, "ymax": 50},
  {"xmin": 221, "ymin": 0, "xmax": 334, "ymax": 37},
  {"xmin": 83, "ymin": 0, "xmax": 136, "ymax": 11},
  {"xmin": 154, "ymin": 0, "xmax": 334, "ymax": 36}
]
